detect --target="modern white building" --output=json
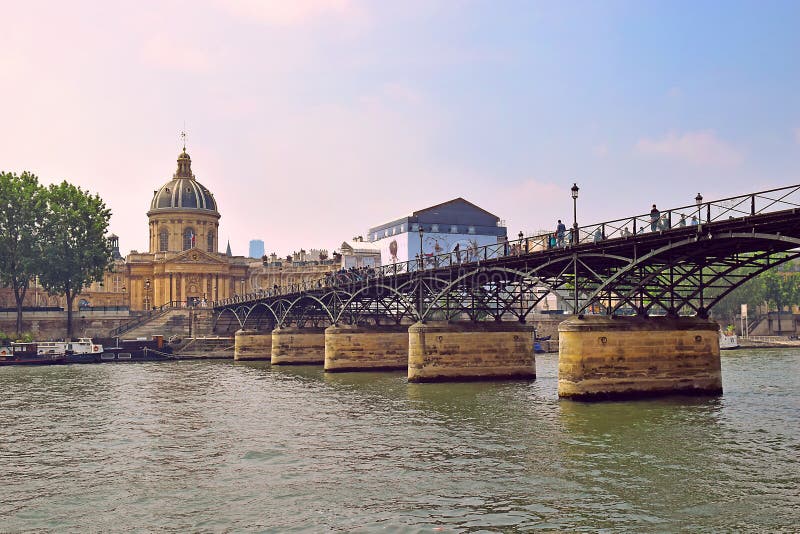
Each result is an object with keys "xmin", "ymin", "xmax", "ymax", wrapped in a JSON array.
[
  {"xmin": 367, "ymin": 198, "xmax": 507, "ymax": 266},
  {"xmin": 339, "ymin": 239, "xmax": 382, "ymax": 269}
]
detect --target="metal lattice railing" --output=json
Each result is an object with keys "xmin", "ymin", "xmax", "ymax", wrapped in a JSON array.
[{"xmin": 214, "ymin": 183, "xmax": 800, "ymax": 307}]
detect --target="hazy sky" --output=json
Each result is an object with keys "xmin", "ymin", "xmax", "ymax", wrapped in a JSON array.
[{"xmin": 1, "ymin": 1, "xmax": 798, "ymax": 256}]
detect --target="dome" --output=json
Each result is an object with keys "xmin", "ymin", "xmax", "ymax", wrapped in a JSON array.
[{"xmin": 149, "ymin": 150, "xmax": 218, "ymax": 213}]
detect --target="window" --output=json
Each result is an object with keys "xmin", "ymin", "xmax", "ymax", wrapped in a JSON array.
[
  {"xmin": 183, "ymin": 228, "xmax": 195, "ymax": 250},
  {"xmin": 400, "ymin": 224, "xmax": 405, "ymax": 232},
  {"xmin": 411, "ymin": 223, "xmax": 419, "ymax": 232},
  {"xmin": 450, "ymin": 225, "xmax": 458, "ymax": 233},
  {"xmin": 159, "ymin": 229, "xmax": 169, "ymax": 251},
  {"xmin": 468, "ymin": 226, "xmax": 476, "ymax": 235},
  {"xmin": 431, "ymin": 224, "xmax": 439, "ymax": 233},
  {"xmin": 207, "ymin": 231, "xmax": 214, "ymax": 253}
]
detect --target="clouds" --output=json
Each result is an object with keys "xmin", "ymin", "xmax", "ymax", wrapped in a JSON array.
[
  {"xmin": 636, "ymin": 131, "xmax": 743, "ymax": 167},
  {"xmin": 140, "ymin": 35, "xmax": 213, "ymax": 73},
  {"xmin": 214, "ymin": 0, "xmax": 366, "ymax": 27}
]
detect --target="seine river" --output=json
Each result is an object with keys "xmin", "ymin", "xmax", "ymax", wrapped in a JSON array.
[{"xmin": 1, "ymin": 349, "xmax": 798, "ymax": 532}]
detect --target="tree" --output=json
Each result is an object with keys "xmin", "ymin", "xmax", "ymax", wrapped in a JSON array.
[
  {"xmin": 0, "ymin": 171, "xmax": 47, "ymax": 334},
  {"xmin": 762, "ymin": 270, "xmax": 795, "ymax": 334},
  {"xmin": 37, "ymin": 181, "xmax": 113, "ymax": 339},
  {"xmin": 712, "ymin": 274, "xmax": 765, "ymax": 326}
]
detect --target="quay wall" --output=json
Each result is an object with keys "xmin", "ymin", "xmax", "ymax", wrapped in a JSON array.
[{"xmin": 0, "ymin": 311, "xmax": 131, "ymax": 341}]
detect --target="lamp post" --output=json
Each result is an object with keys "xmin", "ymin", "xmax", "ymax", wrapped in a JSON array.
[
  {"xmin": 144, "ymin": 279, "xmax": 151, "ymax": 311},
  {"xmin": 571, "ymin": 183, "xmax": 579, "ymax": 244},
  {"xmin": 121, "ymin": 285, "xmax": 126, "ymax": 309},
  {"xmin": 417, "ymin": 224, "xmax": 424, "ymax": 321},
  {"xmin": 570, "ymin": 183, "xmax": 580, "ymax": 314},
  {"xmin": 695, "ymin": 193, "xmax": 703, "ymax": 223},
  {"xmin": 418, "ymin": 225, "xmax": 424, "ymax": 271}
]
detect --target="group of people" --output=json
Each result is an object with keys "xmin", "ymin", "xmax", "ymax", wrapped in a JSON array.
[
  {"xmin": 649, "ymin": 204, "xmax": 699, "ymax": 232},
  {"xmin": 548, "ymin": 204, "xmax": 703, "ymax": 247}
]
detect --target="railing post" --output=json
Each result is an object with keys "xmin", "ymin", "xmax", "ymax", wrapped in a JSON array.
[
  {"xmin": 633, "ymin": 217, "xmax": 637, "ymax": 235},
  {"xmin": 751, "ymin": 194, "xmax": 756, "ymax": 216},
  {"xmin": 706, "ymin": 203, "xmax": 711, "ymax": 223}
]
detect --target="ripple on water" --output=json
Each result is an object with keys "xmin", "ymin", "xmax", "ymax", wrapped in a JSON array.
[{"xmin": 0, "ymin": 350, "xmax": 798, "ymax": 531}]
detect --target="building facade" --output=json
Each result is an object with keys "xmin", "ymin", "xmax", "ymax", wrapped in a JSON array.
[
  {"xmin": 367, "ymin": 198, "xmax": 507, "ymax": 266},
  {"xmin": 249, "ymin": 239, "xmax": 265, "ymax": 259}
]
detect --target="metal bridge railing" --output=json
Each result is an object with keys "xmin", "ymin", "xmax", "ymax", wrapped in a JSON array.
[{"xmin": 213, "ymin": 183, "xmax": 800, "ymax": 308}]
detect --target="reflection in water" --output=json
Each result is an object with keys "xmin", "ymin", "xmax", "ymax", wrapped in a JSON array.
[{"xmin": 1, "ymin": 351, "xmax": 798, "ymax": 531}]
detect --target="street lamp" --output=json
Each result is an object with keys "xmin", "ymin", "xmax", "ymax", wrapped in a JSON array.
[
  {"xmin": 121, "ymin": 285, "xmax": 126, "ymax": 309},
  {"xmin": 418, "ymin": 225, "xmax": 424, "ymax": 271},
  {"xmin": 695, "ymin": 193, "xmax": 703, "ymax": 223},
  {"xmin": 144, "ymin": 279, "xmax": 151, "ymax": 310},
  {"xmin": 571, "ymin": 183, "xmax": 579, "ymax": 244}
]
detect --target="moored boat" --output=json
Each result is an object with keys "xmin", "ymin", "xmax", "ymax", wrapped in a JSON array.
[
  {"xmin": 0, "ymin": 342, "xmax": 66, "ymax": 366},
  {"xmin": 64, "ymin": 338, "xmax": 104, "ymax": 364},
  {"xmin": 719, "ymin": 330, "xmax": 740, "ymax": 350},
  {"xmin": 99, "ymin": 335, "xmax": 175, "ymax": 362}
]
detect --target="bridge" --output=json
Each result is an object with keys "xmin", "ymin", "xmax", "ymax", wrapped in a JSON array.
[{"xmin": 214, "ymin": 184, "xmax": 800, "ymax": 400}]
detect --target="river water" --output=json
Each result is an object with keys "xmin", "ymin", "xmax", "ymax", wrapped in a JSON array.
[{"xmin": 1, "ymin": 349, "xmax": 798, "ymax": 532}]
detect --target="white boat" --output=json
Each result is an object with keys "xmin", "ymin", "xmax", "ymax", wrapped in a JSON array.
[
  {"xmin": 720, "ymin": 330, "xmax": 740, "ymax": 350},
  {"xmin": 68, "ymin": 338, "xmax": 104, "ymax": 355},
  {"xmin": 36, "ymin": 338, "xmax": 103, "ymax": 356},
  {"xmin": 37, "ymin": 341, "xmax": 68, "ymax": 355}
]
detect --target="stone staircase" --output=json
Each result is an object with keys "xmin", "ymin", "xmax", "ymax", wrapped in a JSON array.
[
  {"xmin": 116, "ymin": 309, "xmax": 191, "ymax": 339},
  {"xmin": 112, "ymin": 308, "xmax": 216, "ymax": 341}
]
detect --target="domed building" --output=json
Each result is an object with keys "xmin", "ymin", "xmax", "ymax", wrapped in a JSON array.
[
  {"xmin": 117, "ymin": 148, "xmax": 249, "ymax": 310},
  {"xmin": 0, "ymin": 145, "xmax": 334, "ymax": 317}
]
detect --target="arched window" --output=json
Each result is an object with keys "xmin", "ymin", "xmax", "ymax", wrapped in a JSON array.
[
  {"xmin": 207, "ymin": 231, "xmax": 214, "ymax": 253},
  {"xmin": 183, "ymin": 228, "xmax": 195, "ymax": 250},
  {"xmin": 159, "ymin": 229, "xmax": 169, "ymax": 252}
]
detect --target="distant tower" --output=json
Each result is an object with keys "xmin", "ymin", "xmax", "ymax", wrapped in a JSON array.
[
  {"xmin": 109, "ymin": 234, "xmax": 122, "ymax": 260},
  {"xmin": 226, "ymin": 240, "xmax": 232, "ymax": 257},
  {"xmin": 249, "ymin": 239, "xmax": 265, "ymax": 259}
]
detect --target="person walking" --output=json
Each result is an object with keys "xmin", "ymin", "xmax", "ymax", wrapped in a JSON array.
[
  {"xmin": 556, "ymin": 220, "xmax": 566, "ymax": 247},
  {"xmin": 678, "ymin": 214, "xmax": 687, "ymax": 227},
  {"xmin": 650, "ymin": 204, "xmax": 660, "ymax": 232}
]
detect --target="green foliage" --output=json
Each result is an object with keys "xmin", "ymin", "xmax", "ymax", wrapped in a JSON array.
[
  {"xmin": 37, "ymin": 181, "xmax": 113, "ymax": 339},
  {"xmin": 17, "ymin": 332, "xmax": 34, "ymax": 343},
  {"xmin": 0, "ymin": 171, "xmax": 47, "ymax": 333},
  {"xmin": 712, "ymin": 274, "xmax": 766, "ymax": 322}
]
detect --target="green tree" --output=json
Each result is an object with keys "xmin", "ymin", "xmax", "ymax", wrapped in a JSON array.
[
  {"xmin": 762, "ymin": 270, "xmax": 795, "ymax": 333},
  {"xmin": 37, "ymin": 182, "xmax": 113, "ymax": 339},
  {"xmin": 0, "ymin": 171, "xmax": 47, "ymax": 334},
  {"xmin": 712, "ymin": 274, "xmax": 766, "ymax": 326}
]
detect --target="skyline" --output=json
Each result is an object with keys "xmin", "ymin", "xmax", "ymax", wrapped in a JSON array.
[{"xmin": 1, "ymin": 1, "xmax": 798, "ymax": 256}]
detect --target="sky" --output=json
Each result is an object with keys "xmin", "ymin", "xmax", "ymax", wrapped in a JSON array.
[{"xmin": 1, "ymin": 0, "xmax": 798, "ymax": 257}]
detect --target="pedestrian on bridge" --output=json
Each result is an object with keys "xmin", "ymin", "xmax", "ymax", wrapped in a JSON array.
[
  {"xmin": 679, "ymin": 214, "xmax": 687, "ymax": 227},
  {"xmin": 650, "ymin": 204, "xmax": 660, "ymax": 231},
  {"xmin": 556, "ymin": 220, "xmax": 566, "ymax": 247}
]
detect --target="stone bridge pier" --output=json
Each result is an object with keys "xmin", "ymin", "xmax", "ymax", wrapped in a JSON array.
[
  {"xmin": 408, "ymin": 321, "xmax": 536, "ymax": 382},
  {"xmin": 324, "ymin": 324, "xmax": 409, "ymax": 372},
  {"xmin": 234, "ymin": 329, "xmax": 272, "ymax": 361},
  {"xmin": 271, "ymin": 326, "xmax": 327, "ymax": 365},
  {"xmin": 558, "ymin": 316, "xmax": 722, "ymax": 400}
]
